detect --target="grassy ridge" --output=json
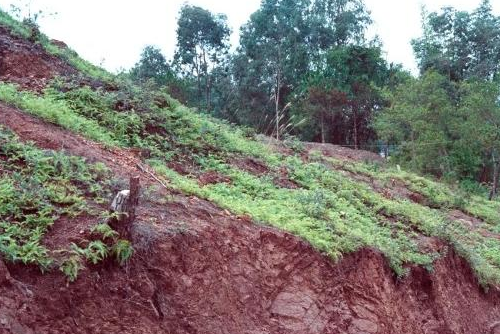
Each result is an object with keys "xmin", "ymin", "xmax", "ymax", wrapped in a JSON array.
[{"xmin": 0, "ymin": 8, "xmax": 112, "ymax": 81}]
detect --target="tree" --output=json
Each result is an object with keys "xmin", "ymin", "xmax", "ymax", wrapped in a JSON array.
[
  {"xmin": 130, "ymin": 46, "xmax": 173, "ymax": 86},
  {"xmin": 174, "ymin": 4, "xmax": 230, "ymax": 110},
  {"xmin": 375, "ymin": 71, "xmax": 500, "ymax": 198},
  {"xmin": 374, "ymin": 71, "xmax": 459, "ymax": 176},
  {"xmin": 458, "ymin": 80, "xmax": 500, "ymax": 199},
  {"xmin": 237, "ymin": 0, "xmax": 311, "ymax": 139},
  {"xmin": 293, "ymin": 44, "xmax": 391, "ymax": 147},
  {"xmin": 309, "ymin": 0, "xmax": 371, "ymax": 53},
  {"xmin": 298, "ymin": 86, "xmax": 348, "ymax": 143},
  {"xmin": 235, "ymin": 0, "xmax": 371, "ymax": 140},
  {"xmin": 412, "ymin": 0, "xmax": 500, "ymax": 81}
]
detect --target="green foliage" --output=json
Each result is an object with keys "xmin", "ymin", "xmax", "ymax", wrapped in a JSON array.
[
  {"xmin": 0, "ymin": 127, "xmax": 111, "ymax": 269},
  {"xmin": 91, "ymin": 223, "xmax": 119, "ymax": 239},
  {"xmin": 112, "ymin": 240, "xmax": 134, "ymax": 266},
  {"xmin": 374, "ymin": 71, "xmax": 500, "ymax": 199},
  {"xmin": 59, "ymin": 255, "xmax": 83, "ymax": 282},
  {"xmin": 77, "ymin": 241, "xmax": 109, "ymax": 265},
  {"xmin": 412, "ymin": 1, "xmax": 500, "ymax": 80},
  {"xmin": 174, "ymin": 4, "xmax": 230, "ymax": 108},
  {"xmin": 130, "ymin": 45, "xmax": 174, "ymax": 86},
  {"xmin": 0, "ymin": 82, "xmax": 118, "ymax": 146},
  {"xmin": 0, "ymin": 8, "xmax": 31, "ymax": 38}
]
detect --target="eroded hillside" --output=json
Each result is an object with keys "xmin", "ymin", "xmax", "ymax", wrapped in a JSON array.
[{"xmin": 0, "ymin": 10, "xmax": 499, "ymax": 334}]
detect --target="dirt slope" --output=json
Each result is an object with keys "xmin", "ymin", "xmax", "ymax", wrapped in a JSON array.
[
  {"xmin": 0, "ymin": 103, "xmax": 499, "ymax": 334},
  {"xmin": 0, "ymin": 26, "xmax": 76, "ymax": 92}
]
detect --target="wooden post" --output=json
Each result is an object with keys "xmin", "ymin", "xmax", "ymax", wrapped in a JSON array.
[{"xmin": 127, "ymin": 176, "xmax": 140, "ymax": 225}]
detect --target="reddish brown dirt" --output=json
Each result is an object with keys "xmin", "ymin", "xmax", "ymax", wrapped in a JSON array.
[
  {"xmin": 0, "ymin": 102, "xmax": 158, "ymax": 182},
  {"xmin": 198, "ymin": 170, "xmax": 231, "ymax": 186},
  {"xmin": 0, "ymin": 26, "xmax": 76, "ymax": 91},
  {"xmin": 1, "ymin": 226, "xmax": 500, "ymax": 334},
  {"xmin": 233, "ymin": 157, "xmax": 270, "ymax": 176}
]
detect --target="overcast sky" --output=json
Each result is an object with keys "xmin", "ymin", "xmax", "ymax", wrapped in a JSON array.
[{"xmin": 0, "ymin": 0, "xmax": 499, "ymax": 74}]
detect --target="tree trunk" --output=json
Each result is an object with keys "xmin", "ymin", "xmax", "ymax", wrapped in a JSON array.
[
  {"xmin": 489, "ymin": 153, "xmax": 499, "ymax": 200},
  {"xmin": 127, "ymin": 176, "xmax": 141, "ymax": 226},
  {"xmin": 202, "ymin": 49, "xmax": 210, "ymax": 110},
  {"xmin": 275, "ymin": 68, "xmax": 281, "ymax": 140},
  {"xmin": 353, "ymin": 106, "xmax": 358, "ymax": 150},
  {"xmin": 320, "ymin": 111, "xmax": 325, "ymax": 144}
]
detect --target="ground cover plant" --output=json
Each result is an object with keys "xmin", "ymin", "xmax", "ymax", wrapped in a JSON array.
[
  {"xmin": 0, "ymin": 72, "xmax": 499, "ymax": 286},
  {"xmin": 0, "ymin": 126, "xmax": 130, "ymax": 281}
]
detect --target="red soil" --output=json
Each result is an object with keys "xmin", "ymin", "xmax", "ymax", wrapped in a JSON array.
[
  {"xmin": 304, "ymin": 142, "xmax": 384, "ymax": 163},
  {"xmin": 0, "ymin": 26, "xmax": 76, "ymax": 91}
]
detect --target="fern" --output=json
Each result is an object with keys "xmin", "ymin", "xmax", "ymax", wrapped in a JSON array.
[
  {"xmin": 60, "ymin": 255, "xmax": 83, "ymax": 282},
  {"xmin": 112, "ymin": 240, "xmax": 134, "ymax": 266}
]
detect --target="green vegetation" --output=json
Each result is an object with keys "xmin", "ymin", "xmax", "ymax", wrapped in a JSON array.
[
  {"xmin": 0, "ymin": 82, "xmax": 117, "ymax": 146},
  {"xmin": 151, "ymin": 156, "xmax": 500, "ymax": 284},
  {"xmin": 0, "ymin": 126, "xmax": 110, "ymax": 268},
  {"xmin": 0, "ymin": 68, "xmax": 498, "ymax": 285},
  {"xmin": 0, "ymin": 126, "xmax": 133, "ymax": 281}
]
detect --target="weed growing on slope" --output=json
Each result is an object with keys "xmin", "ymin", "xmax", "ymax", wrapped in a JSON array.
[
  {"xmin": 0, "ymin": 127, "xmax": 112, "ymax": 269},
  {"xmin": 0, "ymin": 82, "xmax": 118, "ymax": 146},
  {"xmin": 327, "ymin": 157, "xmax": 500, "ymax": 227}
]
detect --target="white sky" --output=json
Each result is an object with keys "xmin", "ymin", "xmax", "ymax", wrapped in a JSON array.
[{"xmin": 0, "ymin": 0, "xmax": 499, "ymax": 73}]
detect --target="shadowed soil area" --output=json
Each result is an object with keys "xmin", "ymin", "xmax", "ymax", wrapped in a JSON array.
[{"xmin": 0, "ymin": 26, "xmax": 76, "ymax": 92}]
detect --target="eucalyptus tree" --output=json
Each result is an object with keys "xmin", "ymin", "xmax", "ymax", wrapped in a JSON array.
[
  {"xmin": 235, "ymin": 0, "xmax": 372, "ymax": 139},
  {"xmin": 412, "ymin": 0, "xmax": 500, "ymax": 81},
  {"xmin": 130, "ymin": 46, "xmax": 173, "ymax": 86},
  {"xmin": 174, "ymin": 4, "xmax": 230, "ymax": 109}
]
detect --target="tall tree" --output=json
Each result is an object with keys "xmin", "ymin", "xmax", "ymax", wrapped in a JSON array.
[
  {"xmin": 309, "ymin": 0, "xmax": 371, "ymax": 52},
  {"xmin": 458, "ymin": 80, "xmax": 500, "ymax": 199},
  {"xmin": 375, "ymin": 70, "xmax": 500, "ymax": 197},
  {"xmin": 235, "ymin": 0, "xmax": 371, "ymax": 139},
  {"xmin": 174, "ymin": 4, "xmax": 230, "ymax": 109},
  {"xmin": 130, "ymin": 45, "xmax": 173, "ymax": 86},
  {"xmin": 412, "ymin": 0, "xmax": 500, "ymax": 81},
  {"xmin": 293, "ymin": 44, "xmax": 391, "ymax": 147},
  {"xmin": 238, "ymin": 0, "xmax": 311, "ymax": 139},
  {"xmin": 374, "ymin": 71, "xmax": 462, "ymax": 175}
]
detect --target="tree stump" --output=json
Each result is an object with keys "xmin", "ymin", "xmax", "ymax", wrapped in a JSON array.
[{"xmin": 109, "ymin": 176, "xmax": 140, "ymax": 238}]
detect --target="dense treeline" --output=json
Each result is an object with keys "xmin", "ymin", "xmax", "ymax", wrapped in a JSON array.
[{"xmin": 128, "ymin": 0, "xmax": 500, "ymax": 198}]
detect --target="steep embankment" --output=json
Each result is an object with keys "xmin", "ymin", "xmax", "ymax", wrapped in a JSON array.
[{"xmin": 0, "ymin": 12, "xmax": 499, "ymax": 334}]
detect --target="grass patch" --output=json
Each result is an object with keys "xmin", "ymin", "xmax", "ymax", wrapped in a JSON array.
[
  {"xmin": 0, "ymin": 82, "xmax": 118, "ymax": 146},
  {"xmin": 0, "ymin": 126, "xmax": 111, "ymax": 269}
]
